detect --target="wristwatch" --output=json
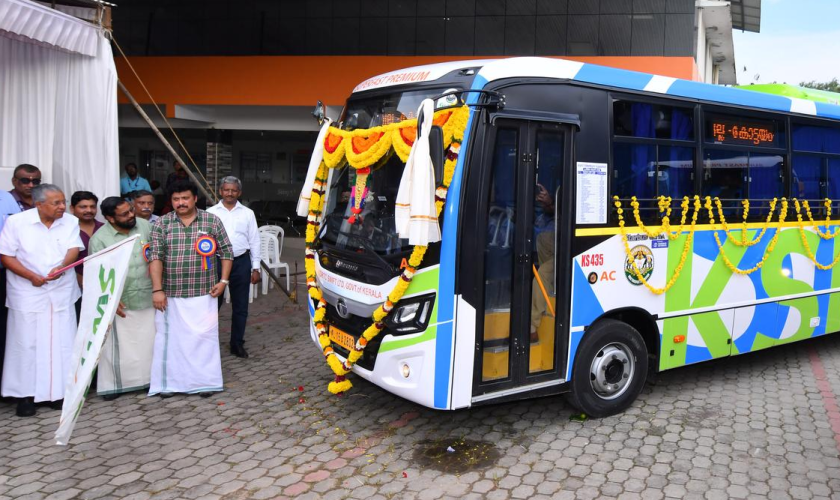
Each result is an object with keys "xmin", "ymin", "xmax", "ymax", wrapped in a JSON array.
[{"xmin": 220, "ymin": 279, "xmax": 229, "ymax": 285}]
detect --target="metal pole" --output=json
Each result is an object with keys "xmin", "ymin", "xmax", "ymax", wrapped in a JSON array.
[
  {"xmin": 259, "ymin": 261, "xmax": 297, "ymax": 303},
  {"xmin": 117, "ymin": 79, "xmax": 217, "ymax": 203}
]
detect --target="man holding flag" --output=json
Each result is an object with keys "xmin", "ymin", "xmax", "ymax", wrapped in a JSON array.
[
  {"xmin": 0, "ymin": 184, "xmax": 83, "ymax": 417},
  {"xmin": 148, "ymin": 180, "xmax": 232, "ymax": 398},
  {"xmin": 89, "ymin": 197, "xmax": 155, "ymax": 400}
]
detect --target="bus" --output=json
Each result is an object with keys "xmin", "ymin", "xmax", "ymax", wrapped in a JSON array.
[{"xmin": 302, "ymin": 57, "xmax": 840, "ymax": 417}]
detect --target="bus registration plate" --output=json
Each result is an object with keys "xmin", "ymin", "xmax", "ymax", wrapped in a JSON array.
[{"xmin": 329, "ymin": 325, "xmax": 356, "ymax": 352}]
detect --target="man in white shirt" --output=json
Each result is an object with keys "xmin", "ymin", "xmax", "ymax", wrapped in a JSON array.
[
  {"xmin": 0, "ymin": 184, "xmax": 83, "ymax": 417},
  {"xmin": 207, "ymin": 177, "xmax": 261, "ymax": 358}
]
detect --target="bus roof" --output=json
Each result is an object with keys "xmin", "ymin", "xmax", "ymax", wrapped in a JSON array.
[
  {"xmin": 354, "ymin": 57, "xmax": 840, "ymax": 121},
  {"xmin": 734, "ymin": 83, "xmax": 840, "ymax": 106}
]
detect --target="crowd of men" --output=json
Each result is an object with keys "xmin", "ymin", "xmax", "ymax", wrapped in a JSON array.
[{"xmin": 0, "ymin": 162, "xmax": 263, "ymax": 417}]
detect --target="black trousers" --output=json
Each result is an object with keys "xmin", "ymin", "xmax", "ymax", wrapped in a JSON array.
[{"xmin": 219, "ymin": 253, "xmax": 252, "ymax": 347}]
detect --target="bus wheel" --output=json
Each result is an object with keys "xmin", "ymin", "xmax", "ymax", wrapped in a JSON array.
[{"xmin": 568, "ymin": 319, "xmax": 648, "ymax": 418}]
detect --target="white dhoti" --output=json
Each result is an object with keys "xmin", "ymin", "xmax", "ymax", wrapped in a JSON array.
[
  {"xmin": 1, "ymin": 305, "xmax": 76, "ymax": 403},
  {"xmin": 97, "ymin": 308, "xmax": 156, "ymax": 396},
  {"xmin": 149, "ymin": 295, "xmax": 223, "ymax": 395}
]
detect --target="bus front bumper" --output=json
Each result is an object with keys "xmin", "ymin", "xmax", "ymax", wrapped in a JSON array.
[{"xmin": 308, "ymin": 319, "xmax": 439, "ymax": 409}]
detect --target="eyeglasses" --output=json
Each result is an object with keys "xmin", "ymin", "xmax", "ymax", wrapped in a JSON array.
[{"xmin": 16, "ymin": 177, "xmax": 41, "ymax": 185}]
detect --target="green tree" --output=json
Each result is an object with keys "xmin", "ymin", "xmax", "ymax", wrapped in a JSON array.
[{"xmin": 800, "ymin": 78, "xmax": 840, "ymax": 92}]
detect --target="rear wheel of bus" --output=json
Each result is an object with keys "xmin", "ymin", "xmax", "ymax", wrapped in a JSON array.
[{"xmin": 568, "ymin": 319, "xmax": 648, "ymax": 418}]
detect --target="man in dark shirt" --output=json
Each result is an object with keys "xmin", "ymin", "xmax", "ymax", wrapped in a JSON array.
[{"xmin": 9, "ymin": 164, "xmax": 41, "ymax": 212}]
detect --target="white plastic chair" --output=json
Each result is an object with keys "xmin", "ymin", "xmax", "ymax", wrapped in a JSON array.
[
  {"xmin": 223, "ymin": 278, "xmax": 257, "ymax": 304},
  {"xmin": 260, "ymin": 230, "xmax": 290, "ymax": 294},
  {"xmin": 259, "ymin": 224, "xmax": 282, "ymax": 240}
]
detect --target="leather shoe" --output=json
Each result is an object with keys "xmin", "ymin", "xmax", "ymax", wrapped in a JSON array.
[
  {"xmin": 230, "ymin": 344, "xmax": 249, "ymax": 358},
  {"xmin": 49, "ymin": 399, "xmax": 64, "ymax": 410},
  {"xmin": 159, "ymin": 393, "xmax": 174, "ymax": 399},
  {"xmin": 16, "ymin": 397, "xmax": 36, "ymax": 417},
  {"xmin": 102, "ymin": 393, "xmax": 120, "ymax": 401},
  {"xmin": 199, "ymin": 392, "xmax": 213, "ymax": 398}
]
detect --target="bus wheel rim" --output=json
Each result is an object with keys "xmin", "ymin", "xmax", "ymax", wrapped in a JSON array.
[{"xmin": 589, "ymin": 342, "xmax": 635, "ymax": 400}]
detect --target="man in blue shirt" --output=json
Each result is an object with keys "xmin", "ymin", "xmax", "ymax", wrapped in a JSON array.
[
  {"xmin": 120, "ymin": 163, "xmax": 152, "ymax": 198},
  {"xmin": 0, "ymin": 189, "xmax": 21, "ymax": 394}
]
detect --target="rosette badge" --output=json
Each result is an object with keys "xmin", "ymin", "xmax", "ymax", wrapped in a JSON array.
[
  {"xmin": 195, "ymin": 235, "xmax": 217, "ymax": 270},
  {"xmin": 142, "ymin": 243, "xmax": 151, "ymax": 263}
]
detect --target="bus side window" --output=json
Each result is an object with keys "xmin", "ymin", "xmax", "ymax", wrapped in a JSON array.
[
  {"xmin": 791, "ymin": 156, "xmax": 821, "ymax": 200},
  {"xmin": 703, "ymin": 149, "xmax": 747, "ymax": 203}
]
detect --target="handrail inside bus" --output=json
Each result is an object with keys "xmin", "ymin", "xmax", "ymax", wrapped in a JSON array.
[
  {"xmin": 491, "ymin": 109, "xmax": 581, "ymax": 128},
  {"xmin": 428, "ymin": 89, "xmax": 506, "ymax": 109}
]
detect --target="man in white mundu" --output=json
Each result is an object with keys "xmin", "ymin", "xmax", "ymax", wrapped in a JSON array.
[
  {"xmin": 0, "ymin": 184, "xmax": 83, "ymax": 417},
  {"xmin": 89, "ymin": 197, "xmax": 156, "ymax": 400},
  {"xmin": 148, "ymin": 180, "xmax": 233, "ymax": 398}
]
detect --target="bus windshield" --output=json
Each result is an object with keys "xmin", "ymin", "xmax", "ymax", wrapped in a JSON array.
[{"xmin": 319, "ymin": 87, "xmax": 460, "ymax": 257}]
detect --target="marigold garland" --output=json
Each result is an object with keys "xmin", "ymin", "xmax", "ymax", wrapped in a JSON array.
[
  {"xmin": 615, "ymin": 195, "xmax": 701, "ymax": 295},
  {"xmin": 321, "ymin": 106, "xmax": 470, "ymax": 170},
  {"xmin": 711, "ymin": 197, "xmax": 778, "ymax": 248},
  {"xmin": 305, "ymin": 105, "xmax": 470, "ymax": 395},
  {"xmin": 801, "ymin": 199, "xmax": 840, "ymax": 240},
  {"xmin": 706, "ymin": 196, "xmax": 789, "ymax": 275},
  {"xmin": 617, "ymin": 194, "xmax": 840, "ymax": 293},
  {"xmin": 793, "ymin": 199, "xmax": 840, "ymax": 270}
]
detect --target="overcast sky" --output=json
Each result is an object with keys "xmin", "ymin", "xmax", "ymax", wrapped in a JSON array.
[{"xmin": 732, "ymin": 0, "xmax": 840, "ymax": 86}]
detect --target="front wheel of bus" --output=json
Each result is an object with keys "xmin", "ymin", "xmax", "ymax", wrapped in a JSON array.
[{"xmin": 568, "ymin": 319, "xmax": 648, "ymax": 418}]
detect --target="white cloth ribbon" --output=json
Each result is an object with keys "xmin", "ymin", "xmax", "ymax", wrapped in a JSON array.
[
  {"xmin": 296, "ymin": 117, "xmax": 332, "ymax": 217},
  {"xmin": 395, "ymin": 99, "xmax": 441, "ymax": 245}
]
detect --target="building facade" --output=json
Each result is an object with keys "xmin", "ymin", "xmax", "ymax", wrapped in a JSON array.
[{"xmin": 114, "ymin": 0, "xmax": 761, "ymax": 221}]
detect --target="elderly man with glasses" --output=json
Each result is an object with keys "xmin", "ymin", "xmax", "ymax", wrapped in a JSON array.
[
  {"xmin": 9, "ymin": 164, "xmax": 41, "ymax": 212},
  {"xmin": 0, "ymin": 184, "xmax": 83, "ymax": 417}
]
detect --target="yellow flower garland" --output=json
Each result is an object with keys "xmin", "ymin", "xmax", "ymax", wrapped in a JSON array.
[
  {"xmin": 793, "ymin": 199, "xmax": 840, "ymax": 270},
  {"xmin": 706, "ymin": 196, "xmax": 789, "ymax": 275},
  {"xmin": 801, "ymin": 199, "xmax": 840, "ymax": 240},
  {"xmin": 711, "ymin": 197, "xmax": 778, "ymax": 247},
  {"xmin": 304, "ymin": 106, "xmax": 470, "ymax": 395},
  {"xmin": 617, "ymin": 194, "xmax": 840, "ymax": 293},
  {"xmin": 615, "ymin": 195, "xmax": 701, "ymax": 295}
]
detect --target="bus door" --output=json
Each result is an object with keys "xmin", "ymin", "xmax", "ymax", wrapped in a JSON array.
[{"xmin": 466, "ymin": 117, "xmax": 574, "ymax": 399}]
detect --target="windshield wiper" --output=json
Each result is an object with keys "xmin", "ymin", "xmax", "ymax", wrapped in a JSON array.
[{"xmin": 348, "ymin": 231, "xmax": 396, "ymax": 274}]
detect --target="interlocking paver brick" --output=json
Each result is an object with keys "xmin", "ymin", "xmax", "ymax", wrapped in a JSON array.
[{"xmin": 0, "ymin": 267, "xmax": 838, "ymax": 499}]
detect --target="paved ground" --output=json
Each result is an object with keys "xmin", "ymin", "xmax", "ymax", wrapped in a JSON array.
[{"xmin": 1, "ymin": 248, "xmax": 840, "ymax": 499}]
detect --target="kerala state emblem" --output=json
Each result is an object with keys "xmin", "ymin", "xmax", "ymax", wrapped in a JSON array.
[{"xmin": 625, "ymin": 245, "xmax": 654, "ymax": 286}]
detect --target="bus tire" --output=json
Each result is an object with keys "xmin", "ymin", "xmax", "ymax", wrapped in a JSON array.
[{"xmin": 567, "ymin": 319, "xmax": 648, "ymax": 418}]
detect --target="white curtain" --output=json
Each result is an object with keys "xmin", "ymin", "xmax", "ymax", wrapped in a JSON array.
[{"xmin": 0, "ymin": 0, "xmax": 119, "ymax": 200}]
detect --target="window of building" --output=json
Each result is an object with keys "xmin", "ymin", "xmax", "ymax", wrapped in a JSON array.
[{"xmin": 240, "ymin": 152, "xmax": 272, "ymax": 183}]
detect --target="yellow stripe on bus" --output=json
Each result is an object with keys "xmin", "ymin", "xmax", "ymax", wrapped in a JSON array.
[{"xmin": 575, "ymin": 219, "xmax": 840, "ymax": 237}]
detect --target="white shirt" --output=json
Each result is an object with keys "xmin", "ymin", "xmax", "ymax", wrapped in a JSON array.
[
  {"xmin": 207, "ymin": 201, "xmax": 261, "ymax": 270},
  {"xmin": 0, "ymin": 210, "xmax": 84, "ymax": 312}
]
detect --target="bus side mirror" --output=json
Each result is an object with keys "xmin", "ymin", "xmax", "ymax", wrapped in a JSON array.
[
  {"xmin": 312, "ymin": 100, "xmax": 326, "ymax": 125},
  {"xmin": 429, "ymin": 125, "xmax": 445, "ymax": 184}
]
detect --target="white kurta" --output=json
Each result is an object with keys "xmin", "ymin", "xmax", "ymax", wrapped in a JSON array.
[
  {"xmin": 0, "ymin": 210, "xmax": 84, "ymax": 402},
  {"xmin": 97, "ymin": 308, "xmax": 156, "ymax": 396},
  {"xmin": 149, "ymin": 295, "xmax": 223, "ymax": 395}
]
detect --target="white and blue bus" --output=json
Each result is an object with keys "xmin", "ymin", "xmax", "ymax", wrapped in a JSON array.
[{"xmin": 306, "ymin": 57, "xmax": 840, "ymax": 416}]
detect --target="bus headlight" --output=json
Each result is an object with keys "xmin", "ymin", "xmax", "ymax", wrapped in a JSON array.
[{"xmin": 385, "ymin": 293, "xmax": 435, "ymax": 335}]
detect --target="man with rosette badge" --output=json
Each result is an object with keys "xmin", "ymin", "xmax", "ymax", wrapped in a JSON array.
[{"xmin": 148, "ymin": 180, "xmax": 233, "ymax": 398}]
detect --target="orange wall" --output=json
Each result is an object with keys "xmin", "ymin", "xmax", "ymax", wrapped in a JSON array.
[{"xmin": 115, "ymin": 55, "xmax": 699, "ymax": 114}]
